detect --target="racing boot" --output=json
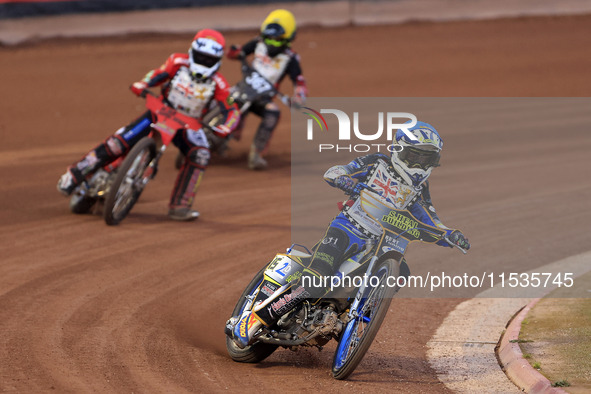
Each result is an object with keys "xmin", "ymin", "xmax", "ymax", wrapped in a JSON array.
[
  {"xmin": 57, "ymin": 166, "xmax": 85, "ymax": 196},
  {"xmin": 248, "ymin": 144, "xmax": 268, "ymax": 170},
  {"xmin": 168, "ymin": 207, "xmax": 200, "ymax": 221}
]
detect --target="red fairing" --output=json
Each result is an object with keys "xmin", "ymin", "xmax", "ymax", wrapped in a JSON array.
[{"xmin": 145, "ymin": 94, "xmax": 202, "ymax": 146}]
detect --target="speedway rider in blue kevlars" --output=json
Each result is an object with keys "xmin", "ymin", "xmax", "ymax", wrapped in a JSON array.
[{"xmin": 230, "ymin": 121, "xmax": 470, "ymax": 348}]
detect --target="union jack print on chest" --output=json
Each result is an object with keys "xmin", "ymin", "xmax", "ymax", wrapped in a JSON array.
[{"xmin": 367, "ymin": 162, "xmax": 417, "ymax": 209}]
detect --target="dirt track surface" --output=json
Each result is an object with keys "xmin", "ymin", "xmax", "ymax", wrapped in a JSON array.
[{"xmin": 1, "ymin": 15, "xmax": 591, "ymax": 392}]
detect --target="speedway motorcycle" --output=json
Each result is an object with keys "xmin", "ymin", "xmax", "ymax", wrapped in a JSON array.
[
  {"xmin": 225, "ymin": 186, "xmax": 467, "ymax": 380},
  {"xmin": 69, "ymin": 90, "xmax": 203, "ymax": 225},
  {"xmin": 175, "ymin": 54, "xmax": 294, "ymax": 168}
]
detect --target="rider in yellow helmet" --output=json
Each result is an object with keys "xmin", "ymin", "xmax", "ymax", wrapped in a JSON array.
[{"xmin": 228, "ymin": 9, "xmax": 308, "ymax": 170}]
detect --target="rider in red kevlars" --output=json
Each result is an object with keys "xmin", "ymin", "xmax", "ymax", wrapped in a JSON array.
[
  {"xmin": 57, "ymin": 29, "xmax": 240, "ymax": 221},
  {"xmin": 227, "ymin": 9, "xmax": 307, "ymax": 170}
]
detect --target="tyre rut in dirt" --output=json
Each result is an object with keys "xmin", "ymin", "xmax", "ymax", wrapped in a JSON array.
[
  {"xmin": 331, "ymin": 259, "xmax": 399, "ymax": 380},
  {"xmin": 103, "ymin": 137, "xmax": 156, "ymax": 226},
  {"xmin": 226, "ymin": 266, "xmax": 278, "ymax": 363}
]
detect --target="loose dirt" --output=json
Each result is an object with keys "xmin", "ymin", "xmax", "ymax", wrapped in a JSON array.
[{"xmin": 1, "ymin": 15, "xmax": 590, "ymax": 392}]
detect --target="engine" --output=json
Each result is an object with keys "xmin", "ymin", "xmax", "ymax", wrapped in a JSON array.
[{"xmin": 268, "ymin": 303, "xmax": 344, "ymax": 349}]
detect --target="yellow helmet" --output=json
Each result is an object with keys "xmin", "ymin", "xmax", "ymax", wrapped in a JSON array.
[{"xmin": 260, "ymin": 9, "xmax": 297, "ymax": 42}]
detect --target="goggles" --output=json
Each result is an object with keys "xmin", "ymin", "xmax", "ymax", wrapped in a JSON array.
[
  {"xmin": 263, "ymin": 37, "xmax": 288, "ymax": 48},
  {"xmin": 399, "ymin": 146, "xmax": 441, "ymax": 170},
  {"xmin": 191, "ymin": 49, "xmax": 220, "ymax": 68}
]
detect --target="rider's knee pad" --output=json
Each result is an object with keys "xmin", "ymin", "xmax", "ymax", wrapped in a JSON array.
[
  {"xmin": 104, "ymin": 135, "xmax": 127, "ymax": 158},
  {"xmin": 310, "ymin": 227, "xmax": 351, "ymax": 276},
  {"xmin": 262, "ymin": 107, "xmax": 281, "ymax": 130},
  {"xmin": 187, "ymin": 147, "xmax": 211, "ymax": 169},
  {"xmin": 264, "ymin": 102, "xmax": 279, "ymax": 111}
]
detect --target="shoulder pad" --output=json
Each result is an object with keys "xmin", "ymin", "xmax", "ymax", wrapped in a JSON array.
[{"xmin": 171, "ymin": 53, "xmax": 189, "ymax": 66}]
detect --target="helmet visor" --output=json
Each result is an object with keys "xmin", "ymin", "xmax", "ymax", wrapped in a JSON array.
[
  {"xmin": 398, "ymin": 146, "xmax": 440, "ymax": 170},
  {"xmin": 262, "ymin": 23, "xmax": 286, "ymax": 39},
  {"xmin": 191, "ymin": 49, "xmax": 220, "ymax": 68},
  {"xmin": 263, "ymin": 37, "xmax": 288, "ymax": 48}
]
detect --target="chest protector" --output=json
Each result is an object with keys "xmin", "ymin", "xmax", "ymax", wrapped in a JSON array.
[
  {"xmin": 252, "ymin": 42, "xmax": 291, "ymax": 84},
  {"xmin": 166, "ymin": 67, "xmax": 216, "ymax": 117},
  {"xmin": 344, "ymin": 160, "xmax": 421, "ymax": 237}
]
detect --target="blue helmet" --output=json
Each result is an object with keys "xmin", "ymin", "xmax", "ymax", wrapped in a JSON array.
[{"xmin": 391, "ymin": 121, "xmax": 443, "ymax": 187}]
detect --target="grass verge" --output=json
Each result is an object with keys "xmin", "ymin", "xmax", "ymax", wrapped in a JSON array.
[{"xmin": 518, "ymin": 271, "xmax": 591, "ymax": 393}]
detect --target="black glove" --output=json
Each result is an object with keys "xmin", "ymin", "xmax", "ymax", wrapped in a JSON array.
[
  {"xmin": 334, "ymin": 176, "xmax": 356, "ymax": 194},
  {"xmin": 448, "ymin": 230, "xmax": 470, "ymax": 250}
]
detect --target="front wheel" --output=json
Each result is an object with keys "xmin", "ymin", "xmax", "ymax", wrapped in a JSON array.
[
  {"xmin": 103, "ymin": 137, "xmax": 156, "ymax": 225},
  {"xmin": 226, "ymin": 266, "xmax": 278, "ymax": 363},
  {"xmin": 331, "ymin": 258, "xmax": 399, "ymax": 380}
]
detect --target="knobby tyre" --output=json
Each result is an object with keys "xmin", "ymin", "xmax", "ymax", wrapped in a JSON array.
[
  {"xmin": 226, "ymin": 266, "xmax": 278, "ymax": 363},
  {"xmin": 331, "ymin": 258, "xmax": 399, "ymax": 380},
  {"xmin": 103, "ymin": 137, "xmax": 156, "ymax": 226}
]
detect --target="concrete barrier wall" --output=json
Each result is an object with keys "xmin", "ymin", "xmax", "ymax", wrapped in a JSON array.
[{"xmin": 0, "ymin": 0, "xmax": 316, "ymax": 19}]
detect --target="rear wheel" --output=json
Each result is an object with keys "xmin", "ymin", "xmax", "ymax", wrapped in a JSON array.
[
  {"xmin": 226, "ymin": 266, "xmax": 278, "ymax": 363},
  {"xmin": 331, "ymin": 258, "xmax": 399, "ymax": 380},
  {"xmin": 103, "ymin": 137, "xmax": 156, "ymax": 225}
]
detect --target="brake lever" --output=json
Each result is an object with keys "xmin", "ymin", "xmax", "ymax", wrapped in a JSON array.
[
  {"xmin": 276, "ymin": 92, "xmax": 300, "ymax": 109},
  {"xmin": 278, "ymin": 93, "xmax": 291, "ymax": 107}
]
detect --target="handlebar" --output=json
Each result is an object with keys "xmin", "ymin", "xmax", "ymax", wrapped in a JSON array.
[{"xmin": 139, "ymin": 88, "xmax": 156, "ymax": 99}]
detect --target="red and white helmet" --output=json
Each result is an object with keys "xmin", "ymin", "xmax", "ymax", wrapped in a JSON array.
[{"xmin": 189, "ymin": 29, "xmax": 225, "ymax": 80}]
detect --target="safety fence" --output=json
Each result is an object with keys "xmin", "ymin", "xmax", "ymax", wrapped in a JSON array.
[{"xmin": 0, "ymin": 0, "xmax": 331, "ymax": 19}]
